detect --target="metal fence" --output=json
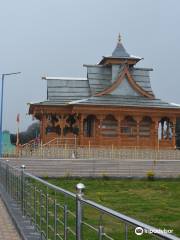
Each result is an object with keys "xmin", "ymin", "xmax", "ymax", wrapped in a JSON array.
[{"xmin": 0, "ymin": 160, "xmax": 179, "ymax": 240}]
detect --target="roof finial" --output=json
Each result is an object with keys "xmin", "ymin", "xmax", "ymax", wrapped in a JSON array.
[{"xmin": 118, "ymin": 33, "xmax": 122, "ymax": 44}]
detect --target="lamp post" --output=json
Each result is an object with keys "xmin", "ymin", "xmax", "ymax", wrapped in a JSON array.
[{"xmin": 0, "ymin": 72, "xmax": 21, "ymax": 157}]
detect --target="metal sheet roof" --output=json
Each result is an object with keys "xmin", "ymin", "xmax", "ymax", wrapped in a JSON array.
[
  {"xmin": 112, "ymin": 42, "xmax": 130, "ymax": 58},
  {"xmin": 47, "ymin": 78, "xmax": 90, "ymax": 101},
  {"xmin": 29, "ymin": 37, "xmax": 180, "ymax": 113},
  {"xmin": 130, "ymin": 68, "xmax": 154, "ymax": 95},
  {"xmin": 69, "ymin": 95, "xmax": 180, "ymax": 109},
  {"xmin": 87, "ymin": 65, "xmax": 112, "ymax": 94},
  {"xmin": 38, "ymin": 67, "xmax": 179, "ymax": 110},
  {"xmin": 32, "ymin": 95, "xmax": 180, "ymax": 110}
]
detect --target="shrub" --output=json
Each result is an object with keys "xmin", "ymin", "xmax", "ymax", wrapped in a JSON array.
[
  {"xmin": 147, "ymin": 170, "xmax": 155, "ymax": 181},
  {"xmin": 102, "ymin": 171, "xmax": 110, "ymax": 180},
  {"xmin": 43, "ymin": 173, "xmax": 49, "ymax": 179}
]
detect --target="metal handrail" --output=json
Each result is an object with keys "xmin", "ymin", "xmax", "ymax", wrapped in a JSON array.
[
  {"xmin": 0, "ymin": 160, "xmax": 179, "ymax": 240},
  {"xmin": 25, "ymin": 172, "xmax": 76, "ymax": 198},
  {"xmin": 81, "ymin": 199, "xmax": 179, "ymax": 240},
  {"xmin": 42, "ymin": 137, "xmax": 79, "ymax": 147}
]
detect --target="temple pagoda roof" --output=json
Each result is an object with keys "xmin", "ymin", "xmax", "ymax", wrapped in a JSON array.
[
  {"xmin": 29, "ymin": 95, "xmax": 180, "ymax": 110},
  {"xmin": 29, "ymin": 35, "xmax": 180, "ymax": 113}
]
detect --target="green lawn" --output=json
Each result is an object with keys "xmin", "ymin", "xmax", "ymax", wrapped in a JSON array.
[{"xmin": 46, "ymin": 178, "xmax": 180, "ymax": 237}]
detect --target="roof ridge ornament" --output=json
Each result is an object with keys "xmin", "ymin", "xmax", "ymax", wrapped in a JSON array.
[
  {"xmin": 118, "ymin": 33, "xmax": 122, "ymax": 44},
  {"xmin": 111, "ymin": 33, "xmax": 131, "ymax": 58}
]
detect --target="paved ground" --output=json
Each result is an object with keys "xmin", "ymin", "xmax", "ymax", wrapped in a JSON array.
[{"xmin": 0, "ymin": 197, "xmax": 21, "ymax": 240}]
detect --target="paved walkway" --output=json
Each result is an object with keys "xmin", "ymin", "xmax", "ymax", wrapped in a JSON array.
[
  {"xmin": 7, "ymin": 158, "xmax": 180, "ymax": 178},
  {"xmin": 0, "ymin": 197, "xmax": 21, "ymax": 240}
]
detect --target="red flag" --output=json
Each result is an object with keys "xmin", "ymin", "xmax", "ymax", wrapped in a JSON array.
[
  {"xmin": 16, "ymin": 113, "xmax": 20, "ymax": 123},
  {"xmin": 16, "ymin": 113, "xmax": 20, "ymax": 146}
]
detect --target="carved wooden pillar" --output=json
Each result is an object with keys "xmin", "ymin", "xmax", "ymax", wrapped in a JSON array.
[
  {"xmin": 153, "ymin": 117, "xmax": 160, "ymax": 150},
  {"xmin": 42, "ymin": 113, "xmax": 47, "ymax": 143},
  {"xmin": 94, "ymin": 116, "xmax": 98, "ymax": 138},
  {"xmin": 79, "ymin": 114, "xmax": 85, "ymax": 145},
  {"xmin": 167, "ymin": 120, "xmax": 170, "ymax": 139},
  {"xmin": 39, "ymin": 114, "xmax": 43, "ymax": 143},
  {"xmin": 118, "ymin": 115, "xmax": 123, "ymax": 146},
  {"xmin": 172, "ymin": 117, "xmax": 176, "ymax": 148},
  {"xmin": 161, "ymin": 120, "xmax": 164, "ymax": 140},
  {"xmin": 134, "ymin": 116, "xmax": 141, "ymax": 148},
  {"xmin": 60, "ymin": 115, "xmax": 65, "ymax": 138},
  {"xmin": 97, "ymin": 115, "xmax": 105, "ymax": 146}
]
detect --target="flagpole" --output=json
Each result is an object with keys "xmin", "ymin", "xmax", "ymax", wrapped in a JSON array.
[{"xmin": 16, "ymin": 114, "xmax": 20, "ymax": 155}]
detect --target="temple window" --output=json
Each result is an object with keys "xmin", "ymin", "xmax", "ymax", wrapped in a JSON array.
[
  {"xmin": 121, "ymin": 116, "xmax": 137, "ymax": 137},
  {"xmin": 159, "ymin": 117, "xmax": 173, "ymax": 140},
  {"xmin": 101, "ymin": 115, "xmax": 118, "ymax": 137},
  {"xmin": 139, "ymin": 116, "xmax": 152, "ymax": 137},
  {"xmin": 84, "ymin": 115, "xmax": 96, "ymax": 137}
]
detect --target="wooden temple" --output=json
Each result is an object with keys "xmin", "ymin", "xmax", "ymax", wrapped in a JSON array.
[{"xmin": 29, "ymin": 35, "xmax": 180, "ymax": 149}]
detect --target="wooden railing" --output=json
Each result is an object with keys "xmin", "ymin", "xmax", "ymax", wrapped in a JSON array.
[
  {"xmin": 17, "ymin": 143, "xmax": 180, "ymax": 160},
  {"xmin": 7, "ymin": 136, "xmax": 179, "ymax": 160}
]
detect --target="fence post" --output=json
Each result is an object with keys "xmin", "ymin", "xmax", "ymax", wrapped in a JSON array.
[
  {"xmin": 76, "ymin": 183, "xmax": 85, "ymax": 240},
  {"xmin": 64, "ymin": 204, "xmax": 68, "ymax": 240},
  {"xmin": 40, "ymin": 141, "xmax": 43, "ymax": 159},
  {"xmin": 111, "ymin": 144, "xmax": 114, "ymax": 160},
  {"xmin": 88, "ymin": 141, "xmax": 91, "ymax": 159},
  {"xmin": 34, "ymin": 186, "xmax": 37, "ymax": 229},
  {"xmin": 21, "ymin": 164, "xmax": 26, "ymax": 216},
  {"xmin": 0, "ymin": 160, "xmax": 1, "ymax": 184},
  {"xmin": 98, "ymin": 225, "xmax": 104, "ymax": 240},
  {"xmin": 5, "ymin": 160, "xmax": 9, "ymax": 192}
]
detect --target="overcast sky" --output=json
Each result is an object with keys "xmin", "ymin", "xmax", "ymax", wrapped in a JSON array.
[{"xmin": 0, "ymin": 0, "xmax": 180, "ymax": 133}]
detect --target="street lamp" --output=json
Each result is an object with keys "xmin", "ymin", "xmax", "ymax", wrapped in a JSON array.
[{"xmin": 0, "ymin": 72, "xmax": 21, "ymax": 157}]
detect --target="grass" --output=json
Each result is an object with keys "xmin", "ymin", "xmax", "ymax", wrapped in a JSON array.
[{"xmin": 46, "ymin": 178, "xmax": 180, "ymax": 237}]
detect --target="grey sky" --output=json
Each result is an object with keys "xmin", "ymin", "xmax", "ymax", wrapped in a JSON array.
[{"xmin": 0, "ymin": 0, "xmax": 180, "ymax": 133}]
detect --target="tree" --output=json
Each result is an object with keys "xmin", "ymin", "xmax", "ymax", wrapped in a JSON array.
[{"xmin": 10, "ymin": 122, "xmax": 40, "ymax": 145}]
